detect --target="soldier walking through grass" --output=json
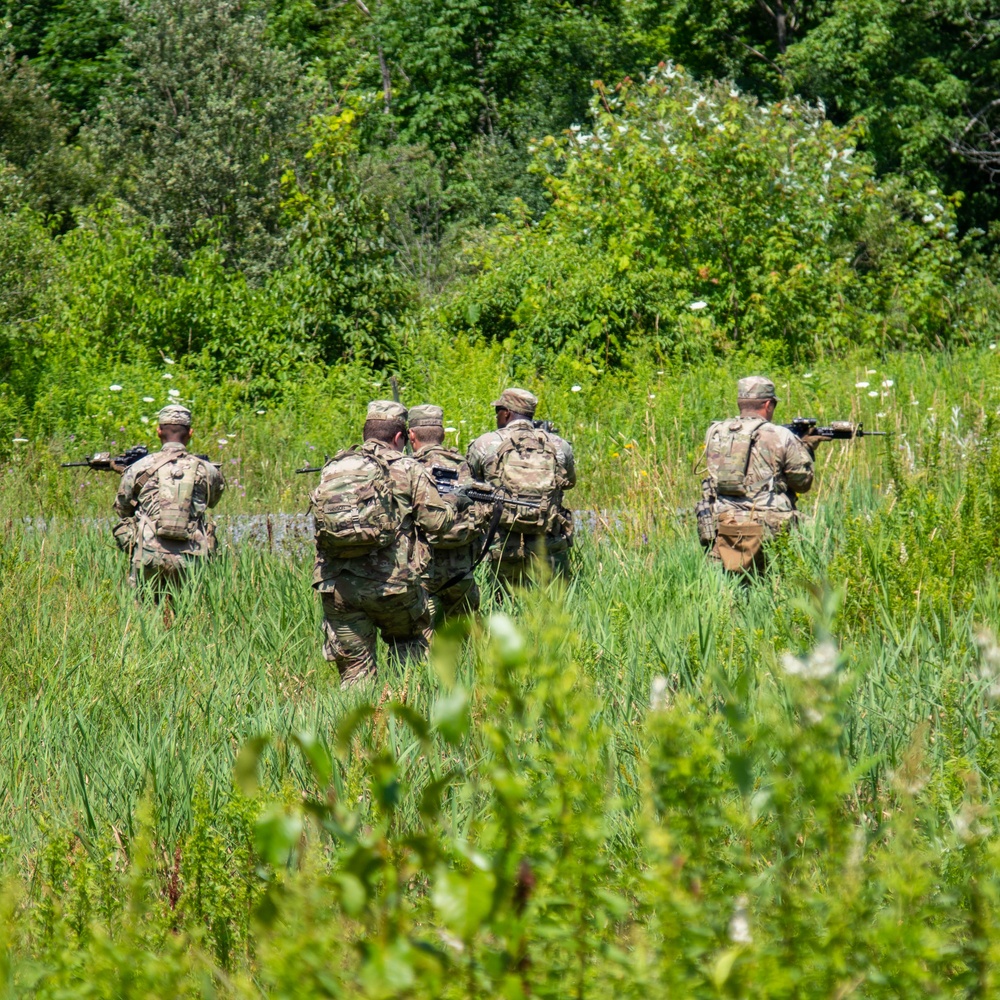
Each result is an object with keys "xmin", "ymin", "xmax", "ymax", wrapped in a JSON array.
[
  {"xmin": 466, "ymin": 387, "xmax": 575, "ymax": 590},
  {"xmin": 309, "ymin": 400, "xmax": 474, "ymax": 686},
  {"xmin": 112, "ymin": 404, "xmax": 225, "ymax": 600},
  {"xmin": 699, "ymin": 376, "xmax": 825, "ymax": 575},
  {"xmin": 407, "ymin": 404, "xmax": 484, "ymax": 622}
]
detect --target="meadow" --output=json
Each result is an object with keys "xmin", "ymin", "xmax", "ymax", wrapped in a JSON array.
[{"xmin": 3, "ymin": 345, "xmax": 1000, "ymax": 995}]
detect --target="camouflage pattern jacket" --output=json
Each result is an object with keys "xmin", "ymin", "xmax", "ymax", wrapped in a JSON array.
[
  {"xmin": 312, "ymin": 439, "xmax": 457, "ymax": 595},
  {"xmin": 466, "ymin": 419, "xmax": 576, "ymax": 495},
  {"xmin": 704, "ymin": 417, "xmax": 814, "ymax": 529},
  {"xmin": 113, "ymin": 442, "xmax": 226, "ymax": 568},
  {"xmin": 412, "ymin": 444, "xmax": 482, "ymax": 584},
  {"xmin": 466, "ymin": 418, "xmax": 576, "ymax": 553}
]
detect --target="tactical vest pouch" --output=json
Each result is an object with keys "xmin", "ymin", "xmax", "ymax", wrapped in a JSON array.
[
  {"xmin": 310, "ymin": 449, "xmax": 400, "ymax": 558},
  {"xmin": 154, "ymin": 455, "xmax": 201, "ymax": 542},
  {"xmin": 493, "ymin": 429, "xmax": 561, "ymax": 535},
  {"xmin": 714, "ymin": 521, "xmax": 765, "ymax": 573},
  {"xmin": 708, "ymin": 418, "xmax": 765, "ymax": 498}
]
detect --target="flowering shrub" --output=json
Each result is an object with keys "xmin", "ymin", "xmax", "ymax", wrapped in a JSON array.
[{"xmin": 447, "ymin": 64, "xmax": 995, "ymax": 362}]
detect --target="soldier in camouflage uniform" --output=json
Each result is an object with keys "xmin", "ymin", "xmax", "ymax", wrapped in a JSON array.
[
  {"xmin": 701, "ymin": 376, "xmax": 825, "ymax": 574},
  {"xmin": 311, "ymin": 400, "xmax": 473, "ymax": 685},
  {"xmin": 113, "ymin": 404, "xmax": 225, "ymax": 595},
  {"xmin": 408, "ymin": 404, "xmax": 483, "ymax": 622},
  {"xmin": 466, "ymin": 387, "xmax": 575, "ymax": 589}
]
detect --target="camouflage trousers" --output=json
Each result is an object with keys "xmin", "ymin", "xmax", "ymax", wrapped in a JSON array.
[
  {"xmin": 487, "ymin": 532, "xmax": 571, "ymax": 592},
  {"xmin": 319, "ymin": 580, "xmax": 431, "ymax": 686},
  {"xmin": 426, "ymin": 573, "xmax": 480, "ymax": 625}
]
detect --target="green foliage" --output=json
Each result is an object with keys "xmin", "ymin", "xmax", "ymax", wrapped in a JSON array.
[
  {"xmin": 0, "ymin": 51, "xmax": 100, "ymax": 222},
  {"xmin": 446, "ymin": 66, "xmax": 991, "ymax": 365},
  {"xmin": 92, "ymin": 0, "xmax": 323, "ymax": 276},
  {"xmin": 658, "ymin": 0, "xmax": 1000, "ymax": 233}
]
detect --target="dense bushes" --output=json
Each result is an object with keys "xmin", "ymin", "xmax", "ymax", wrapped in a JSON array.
[{"xmin": 445, "ymin": 65, "xmax": 997, "ymax": 363}]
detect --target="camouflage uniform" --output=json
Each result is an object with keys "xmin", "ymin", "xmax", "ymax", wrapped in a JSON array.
[
  {"xmin": 409, "ymin": 405, "xmax": 482, "ymax": 622},
  {"xmin": 112, "ymin": 405, "xmax": 225, "ymax": 593},
  {"xmin": 703, "ymin": 376, "xmax": 814, "ymax": 571},
  {"xmin": 312, "ymin": 401, "xmax": 459, "ymax": 684},
  {"xmin": 466, "ymin": 387, "xmax": 576, "ymax": 588}
]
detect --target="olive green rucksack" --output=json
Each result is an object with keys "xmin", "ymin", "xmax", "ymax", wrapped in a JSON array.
[
  {"xmin": 706, "ymin": 418, "xmax": 766, "ymax": 498},
  {"xmin": 309, "ymin": 448, "xmax": 402, "ymax": 558},
  {"xmin": 141, "ymin": 451, "xmax": 207, "ymax": 542}
]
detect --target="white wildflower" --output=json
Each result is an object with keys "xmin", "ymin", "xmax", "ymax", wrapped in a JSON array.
[
  {"xmin": 12, "ymin": 437, "xmax": 27, "ymax": 444},
  {"xmin": 855, "ymin": 381, "xmax": 870, "ymax": 388},
  {"xmin": 140, "ymin": 416, "xmax": 149, "ymax": 424},
  {"xmin": 689, "ymin": 300, "xmax": 708, "ymax": 310},
  {"xmin": 163, "ymin": 357, "xmax": 175, "ymax": 365},
  {"xmin": 991, "ymin": 344, "xmax": 997, "ymax": 350},
  {"xmin": 256, "ymin": 409, "xmax": 266, "ymax": 415},
  {"xmin": 650, "ymin": 675, "xmax": 669, "ymax": 711},
  {"xmin": 143, "ymin": 396, "xmax": 155, "ymax": 403},
  {"xmin": 781, "ymin": 640, "xmax": 838, "ymax": 680},
  {"xmin": 866, "ymin": 369, "xmax": 877, "ymax": 374},
  {"xmin": 882, "ymin": 379, "xmax": 894, "ymax": 388},
  {"xmin": 868, "ymin": 391, "xmax": 879, "ymax": 397},
  {"xmin": 728, "ymin": 896, "xmax": 752, "ymax": 944},
  {"xmin": 877, "ymin": 412, "xmax": 887, "ymax": 418},
  {"xmin": 571, "ymin": 385, "xmax": 582, "ymax": 392},
  {"xmin": 109, "ymin": 384, "xmax": 123, "ymax": 392},
  {"xmin": 168, "ymin": 389, "xmax": 180, "ymax": 398},
  {"xmin": 648, "ymin": 393, "xmax": 656, "ymax": 400},
  {"xmin": 922, "ymin": 214, "xmax": 935, "ymax": 223},
  {"xmin": 162, "ymin": 373, "xmax": 173, "ymax": 380},
  {"xmin": 803, "ymin": 372, "xmax": 813, "ymax": 379},
  {"xmin": 217, "ymin": 439, "xmax": 228, "ymax": 446},
  {"xmin": 445, "ymin": 426, "xmax": 457, "ymax": 433}
]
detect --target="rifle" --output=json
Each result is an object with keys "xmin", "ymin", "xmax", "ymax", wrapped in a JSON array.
[
  {"xmin": 430, "ymin": 466, "xmax": 541, "ymax": 510},
  {"xmin": 296, "ymin": 455, "xmax": 329, "ymax": 474},
  {"xmin": 61, "ymin": 444, "xmax": 149, "ymax": 473},
  {"xmin": 784, "ymin": 417, "xmax": 888, "ymax": 440}
]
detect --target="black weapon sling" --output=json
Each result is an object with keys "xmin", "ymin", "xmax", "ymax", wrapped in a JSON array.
[{"xmin": 432, "ymin": 494, "xmax": 507, "ymax": 595}]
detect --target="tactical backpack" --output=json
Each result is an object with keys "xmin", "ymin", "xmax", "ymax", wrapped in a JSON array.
[
  {"xmin": 137, "ymin": 450, "xmax": 208, "ymax": 542},
  {"xmin": 489, "ymin": 427, "xmax": 563, "ymax": 535},
  {"xmin": 309, "ymin": 447, "xmax": 402, "ymax": 558},
  {"xmin": 421, "ymin": 449, "xmax": 481, "ymax": 550},
  {"xmin": 706, "ymin": 417, "xmax": 767, "ymax": 498}
]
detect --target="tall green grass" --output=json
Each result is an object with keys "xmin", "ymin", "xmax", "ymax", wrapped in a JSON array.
[{"xmin": 4, "ymin": 345, "xmax": 1000, "ymax": 995}]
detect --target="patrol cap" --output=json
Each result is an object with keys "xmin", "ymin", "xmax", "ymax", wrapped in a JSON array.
[
  {"xmin": 491, "ymin": 387, "xmax": 538, "ymax": 417},
  {"xmin": 737, "ymin": 376, "xmax": 777, "ymax": 401},
  {"xmin": 367, "ymin": 399, "xmax": 408, "ymax": 421},
  {"xmin": 409, "ymin": 404, "xmax": 443, "ymax": 428},
  {"xmin": 157, "ymin": 404, "xmax": 192, "ymax": 427}
]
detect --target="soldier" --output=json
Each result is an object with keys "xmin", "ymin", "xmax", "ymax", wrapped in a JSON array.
[
  {"xmin": 700, "ymin": 375, "xmax": 826, "ymax": 574},
  {"xmin": 112, "ymin": 404, "xmax": 225, "ymax": 596},
  {"xmin": 466, "ymin": 387, "xmax": 575, "ymax": 589},
  {"xmin": 408, "ymin": 404, "xmax": 483, "ymax": 622},
  {"xmin": 310, "ymin": 400, "xmax": 474, "ymax": 686}
]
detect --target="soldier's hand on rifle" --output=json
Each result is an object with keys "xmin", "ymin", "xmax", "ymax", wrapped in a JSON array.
[
  {"xmin": 801, "ymin": 433, "xmax": 830, "ymax": 453},
  {"xmin": 446, "ymin": 484, "xmax": 477, "ymax": 512}
]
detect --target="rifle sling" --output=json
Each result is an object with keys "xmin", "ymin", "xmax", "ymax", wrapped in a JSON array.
[{"xmin": 431, "ymin": 496, "xmax": 506, "ymax": 596}]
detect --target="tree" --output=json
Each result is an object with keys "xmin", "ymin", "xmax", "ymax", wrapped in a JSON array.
[
  {"xmin": 446, "ymin": 66, "xmax": 987, "ymax": 363},
  {"xmin": 93, "ymin": 0, "xmax": 323, "ymax": 277}
]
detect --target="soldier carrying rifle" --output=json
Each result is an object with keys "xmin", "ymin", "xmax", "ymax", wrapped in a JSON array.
[
  {"xmin": 111, "ymin": 404, "xmax": 225, "ymax": 598},
  {"xmin": 696, "ymin": 376, "xmax": 886, "ymax": 575}
]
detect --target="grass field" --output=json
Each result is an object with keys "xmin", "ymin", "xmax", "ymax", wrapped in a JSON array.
[{"xmin": 3, "ymin": 345, "xmax": 1000, "ymax": 996}]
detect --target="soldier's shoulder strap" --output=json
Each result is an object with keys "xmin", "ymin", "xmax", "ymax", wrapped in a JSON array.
[{"xmin": 134, "ymin": 449, "xmax": 184, "ymax": 491}]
